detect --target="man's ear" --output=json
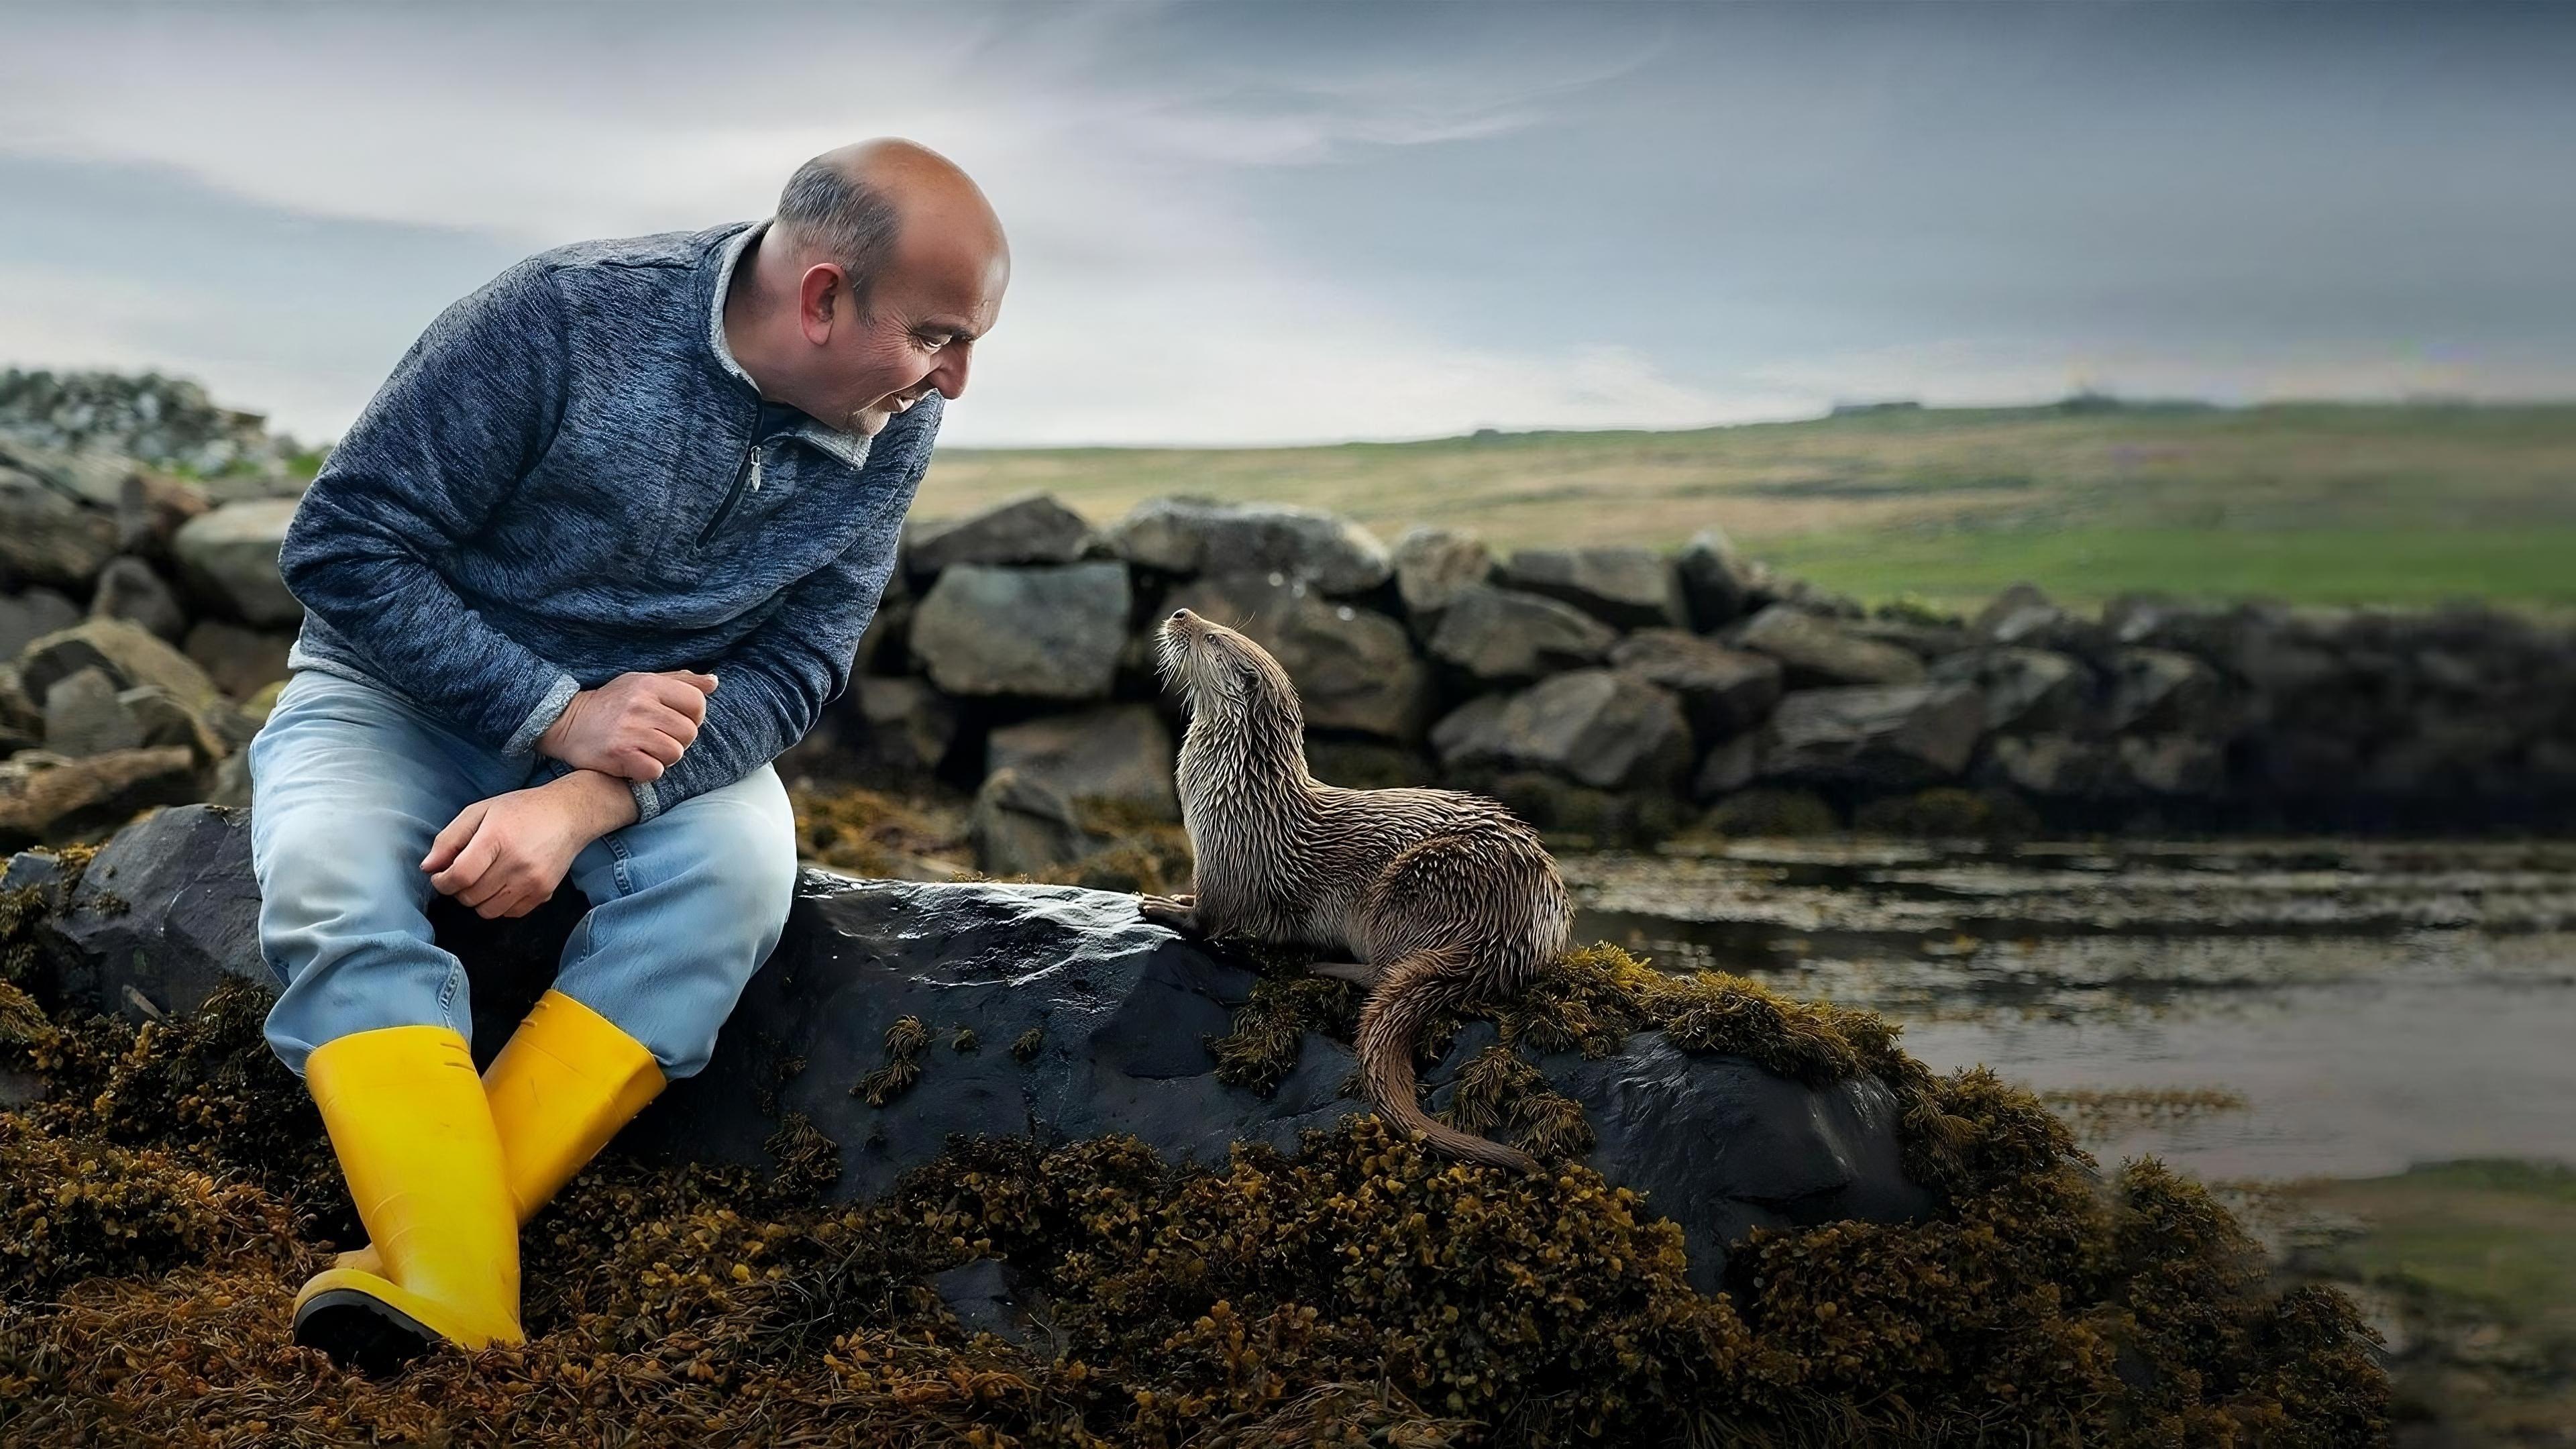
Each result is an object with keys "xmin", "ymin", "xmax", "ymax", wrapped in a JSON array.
[{"xmin": 797, "ymin": 263, "xmax": 845, "ymax": 347}]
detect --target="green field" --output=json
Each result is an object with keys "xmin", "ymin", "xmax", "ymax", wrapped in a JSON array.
[{"xmin": 917, "ymin": 400, "xmax": 2576, "ymax": 609}]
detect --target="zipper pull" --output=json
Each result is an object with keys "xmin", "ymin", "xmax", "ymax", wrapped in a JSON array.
[{"xmin": 749, "ymin": 445, "xmax": 764, "ymax": 492}]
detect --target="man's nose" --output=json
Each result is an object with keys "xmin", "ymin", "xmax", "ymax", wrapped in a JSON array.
[{"xmin": 928, "ymin": 345, "xmax": 972, "ymax": 401}]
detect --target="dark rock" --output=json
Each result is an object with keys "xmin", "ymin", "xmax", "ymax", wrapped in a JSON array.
[
  {"xmin": 1389, "ymin": 527, "xmax": 1493, "ymax": 633},
  {"xmin": 1847, "ymin": 616, "xmax": 1974, "ymax": 659},
  {"xmin": 1759, "ymin": 684, "xmax": 1985, "ymax": 790},
  {"xmin": 43, "ymin": 667, "xmax": 146, "ymax": 757},
  {"xmin": 841, "ymin": 676, "xmax": 958, "ymax": 782},
  {"xmin": 1731, "ymin": 605, "xmax": 1927, "ymax": 688},
  {"xmin": 2105, "ymin": 649, "xmax": 2223, "ymax": 734},
  {"xmin": 1163, "ymin": 572, "xmax": 1431, "ymax": 741},
  {"xmin": 928, "ymin": 1257, "xmax": 1053, "ymax": 1352},
  {"xmin": 182, "ymin": 620, "xmax": 294, "ymax": 701},
  {"xmin": 170, "ymin": 498, "xmax": 303, "ymax": 627},
  {"xmin": 50, "ymin": 802, "xmax": 269, "ymax": 1023},
  {"xmin": 987, "ymin": 705, "xmax": 1179, "ymax": 822},
  {"xmin": 1980, "ymin": 734, "xmax": 2123, "ymax": 799},
  {"xmin": 905, "ymin": 492, "xmax": 1092, "ymax": 580},
  {"xmin": 1609, "ymin": 629, "xmax": 1784, "ymax": 743},
  {"xmin": 967, "ymin": 768, "xmax": 1109, "ymax": 875},
  {"xmin": 1303, "ymin": 739, "xmax": 1438, "ymax": 790},
  {"xmin": 1442, "ymin": 670, "xmax": 1693, "ymax": 793},
  {"xmin": 1974, "ymin": 582, "xmax": 2075, "ymax": 646},
  {"xmin": 1106, "ymin": 497, "xmax": 1391, "ymax": 595},
  {"xmin": 910, "ymin": 562, "xmax": 1130, "ymax": 700},
  {"xmin": 87, "ymin": 556, "xmax": 188, "ymax": 643},
  {"xmin": 1497, "ymin": 547, "xmax": 1684, "ymax": 630},
  {"xmin": 1425, "ymin": 586, "xmax": 1617, "ymax": 686},
  {"xmin": 0, "ymin": 588, "xmax": 82, "ymax": 661},
  {"xmin": 1692, "ymin": 733, "xmax": 1763, "ymax": 801},
  {"xmin": 116, "ymin": 469, "xmax": 213, "ymax": 561},
  {"xmin": 0, "ymin": 460, "xmax": 119, "ymax": 592},
  {"xmin": 1471, "ymin": 773, "xmax": 1691, "ymax": 847},
  {"xmin": 2118, "ymin": 735, "xmax": 2226, "ymax": 796},
  {"xmin": 50, "ymin": 809, "xmax": 1934, "ymax": 1293},
  {"xmin": 1674, "ymin": 529, "xmax": 1758, "ymax": 632},
  {"xmin": 1929, "ymin": 647, "xmax": 2092, "ymax": 733}
]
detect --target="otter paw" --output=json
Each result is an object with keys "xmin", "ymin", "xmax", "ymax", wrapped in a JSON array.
[{"xmin": 1136, "ymin": 894, "xmax": 1201, "ymax": 934}]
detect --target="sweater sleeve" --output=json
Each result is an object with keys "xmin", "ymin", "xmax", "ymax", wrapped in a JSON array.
[
  {"xmin": 629, "ymin": 392, "xmax": 945, "ymax": 822},
  {"xmin": 276, "ymin": 258, "xmax": 583, "ymax": 757}
]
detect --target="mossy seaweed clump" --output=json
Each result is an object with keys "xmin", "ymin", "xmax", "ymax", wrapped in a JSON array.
[{"xmin": 0, "ymin": 871, "xmax": 2387, "ymax": 1446}]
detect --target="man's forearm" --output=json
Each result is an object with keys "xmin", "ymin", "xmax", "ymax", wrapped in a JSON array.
[{"xmin": 543, "ymin": 765, "xmax": 643, "ymax": 837}]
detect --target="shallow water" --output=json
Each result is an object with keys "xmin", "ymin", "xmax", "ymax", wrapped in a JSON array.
[{"xmin": 1564, "ymin": 839, "xmax": 2576, "ymax": 1182}]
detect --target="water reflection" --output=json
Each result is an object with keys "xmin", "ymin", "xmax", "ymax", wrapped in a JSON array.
[{"xmin": 1566, "ymin": 839, "xmax": 2576, "ymax": 1181}]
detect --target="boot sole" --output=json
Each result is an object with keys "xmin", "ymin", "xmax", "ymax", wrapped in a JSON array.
[{"xmin": 293, "ymin": 1288, "xmax": 440, "ymax": 1375}]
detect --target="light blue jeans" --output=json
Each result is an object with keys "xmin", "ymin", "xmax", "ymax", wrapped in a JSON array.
[{"xmin": 247, "ymin": 667, "xmax": 800, "ymax": 1081}]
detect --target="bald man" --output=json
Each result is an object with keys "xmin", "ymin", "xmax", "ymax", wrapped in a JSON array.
[{"xmin": 246, "ymin": 140, "xmax": 1007, "ymax": 1369}]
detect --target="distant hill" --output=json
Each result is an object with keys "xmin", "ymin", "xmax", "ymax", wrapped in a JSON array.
[{"xmin": 920, "ymin": 398, "xmax": 2576, "ymax": 608}]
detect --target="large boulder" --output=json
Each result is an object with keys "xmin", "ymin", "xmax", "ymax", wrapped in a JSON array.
[
  {"xmin": 29, "ymin": 804, "xmax": 1933, "ymax": 1293},
  {"xmin": 42, "ymin": 667, "xmax": 147, "ymax": 757},
  {"xmin": 1106, "ymin": 497, "xmax": 1391, "ymax": 595},
  {"xmin": 905, "ymin": 492, "xmax": 1092, "ymax": 580},
  {"xmin": 910, "ymin": 562, "xmax": 1131, "ymax": 700},
  {"xmin": 1425, "ymin": 586, "xmax": 1617, "ymax": 686},
  {"xmin": 170, "ymin": 498, "xmax": 303, "ymax": 627},
  {"xmin": 1389, "ymin": 527, "xmax": 1493, "ymax": 633},
  {"xmin": 1497, "ymin": 547, "xmax": 1685, "ymax": 630},
  {"xmin": 1163, "ymin": 572, "xmax": 1431, "ymax": 741},
  {"xmin": 1758, "ymin": 683, "xmax": 1986, "ymax": 790},
  {"xmin": 1430, "ymin": 669, "xmax": 1693, "ymax": 793},
  {"xmin": 1608, "ymin": 629, "xmax": 1784, "ymax": 743},
  {"xmin": 986, "ymin": 704, "xmax": 1179, "ymax": 821},
  {"xmin": 1731, "ymin": 605, "xmax": 1927, "ymax": 688}
]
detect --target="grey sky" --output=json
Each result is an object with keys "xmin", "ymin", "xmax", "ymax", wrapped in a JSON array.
[{"xmin": 2, "ymin": 1, "xmax": 2569, "ymax": 446}]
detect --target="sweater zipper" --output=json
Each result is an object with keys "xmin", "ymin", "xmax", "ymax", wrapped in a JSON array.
[{"xmin": 696, "ymin": 419, "xmax": 765, "ymax": 547}]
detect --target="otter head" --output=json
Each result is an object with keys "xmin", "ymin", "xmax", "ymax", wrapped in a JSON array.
[{"xmin": 1158, "ymin": 608, "xmax": 1305, "ymax": 741}]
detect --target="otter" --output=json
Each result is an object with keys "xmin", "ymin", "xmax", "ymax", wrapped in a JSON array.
[{"xmin": 1142, "ymin": 606, "xmax": 1572, "ymax": 1173}]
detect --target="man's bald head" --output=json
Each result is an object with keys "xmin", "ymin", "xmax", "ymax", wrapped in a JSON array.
[
  {"xmin": 729, "ymin": 138, "xmax": 1009, "ymax": 437},
  {"xmin": 773, "ymin": 139, "xmax": 1007, "ymax": 313}
]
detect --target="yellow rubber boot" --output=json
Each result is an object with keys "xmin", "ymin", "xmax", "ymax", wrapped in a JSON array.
[
  {"xmin": 290, "ymin": 1024, "xmax": 525, "ymax": 1371},
  {"xmin": 333, "ymin": 990, "xmax": 667, "ymax": 1279}
]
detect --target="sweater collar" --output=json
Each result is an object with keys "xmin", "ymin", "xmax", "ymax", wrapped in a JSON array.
[{"xmin": 705, "ymin": 220, "xmax": 875, "ymax": 472}]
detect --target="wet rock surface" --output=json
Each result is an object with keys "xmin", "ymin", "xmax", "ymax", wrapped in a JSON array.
[{"xmin": 32, "ymin": 804, "xmax": 1934, "ymax": 1293}]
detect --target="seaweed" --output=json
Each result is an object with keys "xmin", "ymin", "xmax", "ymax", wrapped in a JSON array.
[{"xmin": 0, "ymin": 880, "xmax": 2386, "ymax": 1446}]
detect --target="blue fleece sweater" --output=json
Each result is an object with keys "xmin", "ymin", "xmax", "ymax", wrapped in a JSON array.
[{"xmin": 279, "ymin": 219, "xmax": 941, "ymax": 823}]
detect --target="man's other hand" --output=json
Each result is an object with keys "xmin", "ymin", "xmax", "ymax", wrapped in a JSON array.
[
  {"xmin": 423, "ymin": 772, "xmax": 638, "ymax": 919},
  {"xmin": 538, "ymin": 669, "xmax": 718, "ymax": 781}
]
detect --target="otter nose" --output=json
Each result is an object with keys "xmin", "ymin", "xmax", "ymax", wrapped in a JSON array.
[{"xmin": 1169, "ymin": 608, "xmax": 1194, "ymax": 623}]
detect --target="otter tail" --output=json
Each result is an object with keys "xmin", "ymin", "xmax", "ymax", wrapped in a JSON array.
[{"xmin": 1353, "ymin": 950, "xmax": 1543, "ymax": 1175}]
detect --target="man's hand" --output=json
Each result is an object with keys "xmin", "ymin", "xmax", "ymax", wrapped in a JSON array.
[
  {"xmin": 539, "ymin": 670, "xmax": 718, "ymax": 781},
  {"xmin": 423, "ymin": 771, "xmax": 641, "ymax": 919}
]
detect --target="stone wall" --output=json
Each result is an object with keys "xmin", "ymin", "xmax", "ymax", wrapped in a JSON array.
[
  {"xmin": 1, "ymin": 418, "xmax": 2569, "ymax": 857},
  {"xmin": 821, "ymin": 492, "xmax": 2576, "ymax": 850}
]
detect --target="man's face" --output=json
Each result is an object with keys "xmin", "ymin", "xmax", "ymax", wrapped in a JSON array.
[{"xmin": 813, "ymin": 223, "xmax": 1008, "ymax": 437}]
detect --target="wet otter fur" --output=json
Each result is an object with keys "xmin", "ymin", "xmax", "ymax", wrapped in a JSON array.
[{"xmin": 1144, "ymin": 608, "xmax": 1572, "ymax": 1173}]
